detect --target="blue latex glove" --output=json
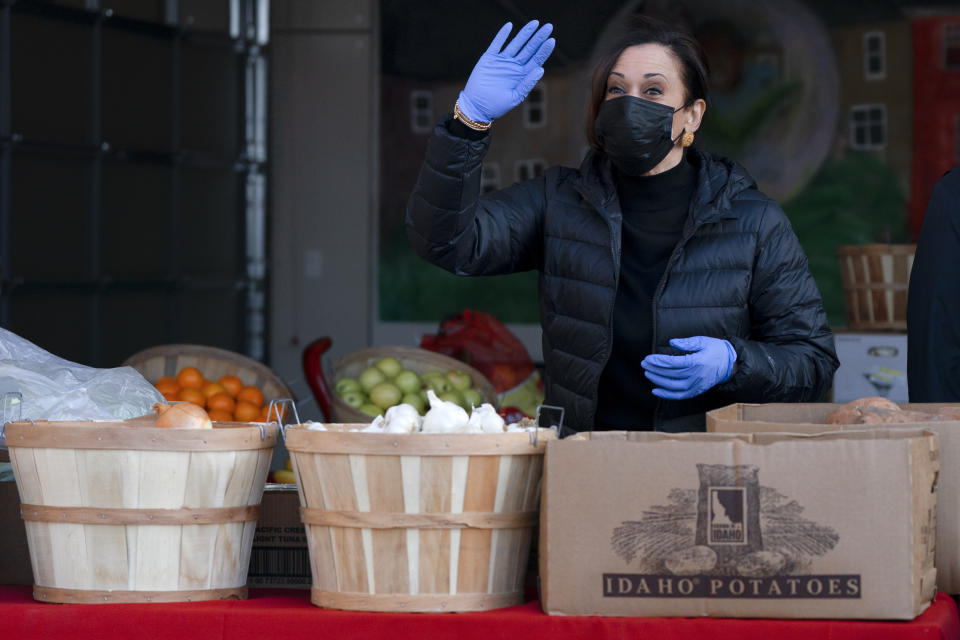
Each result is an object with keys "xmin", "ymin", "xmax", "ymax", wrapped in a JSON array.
[
  {"xmin": 457, "ymin": 20, "xmax": 556, "ymax": 124},
  {"xmin": 640, "ymin": 337, "xmax": 738, "ymax": 400}
]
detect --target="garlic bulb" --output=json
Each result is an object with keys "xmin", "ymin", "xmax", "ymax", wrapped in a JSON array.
[
  {"xmin": 421, "ymin": 389, "xmax": 469, "ymax": 433},
  {"xmin": 466, "ymin": 403, "xmax": 505, "ymax": 434},
  {"xmin": 459, "ymin": 414, "xmax": 485, "ymax": 434},
  {"xmin": 383, "ymin": 403, "xmax": 422, "ymax": 434},
  {"xmin": 357, "ymin": 415, "xmax": 385, "ymax": 433}
]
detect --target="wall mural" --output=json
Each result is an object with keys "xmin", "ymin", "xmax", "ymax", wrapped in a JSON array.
[{"xmin": 379, "ymin": 0, "xmax": 960, "ymax": 329}]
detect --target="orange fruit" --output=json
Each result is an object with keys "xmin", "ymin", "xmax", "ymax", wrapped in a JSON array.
[
  {"xmin": 207, "ymin": 409, "xmax": 234, "ymax": 422},
  {"xmin": 202, "ymin": 382, "xmax": 227, "ymax": 399},
  {"xmin": 207, "ymin": 392, "xmax": 236, "ymax": 414},
  {"xmin": 218, "ymin": 375, "xmax": 244, "ymax": 397},
  {"xmin": 236, "ymin": 385, "xmax": 264, "ymax": 408},
  {"xmin": 259, "ymin": 404, "xmax": 286, "ymax": 422},
  {"xmin": 234, "ymin": 401, "xmax": 260, "ymax": 422},
  {"xmin": 161, "ymin": 391, "xmax": 179, "ymax": 402},
  {"xmin": 177, "ymin": 387, "xmax": 206, "ymax": 407},
  {"xmin": 155, "ymin": 379, "xmax": 180, "ymax": 397},
  {"xmin": 176, "ymin": 367, "xmax": 204, "ymax": 390}
]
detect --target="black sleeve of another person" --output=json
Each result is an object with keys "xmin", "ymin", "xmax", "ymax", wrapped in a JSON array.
[{"xmin": 908, "ymin": 167, "xmax": 960, "ymax": 402}]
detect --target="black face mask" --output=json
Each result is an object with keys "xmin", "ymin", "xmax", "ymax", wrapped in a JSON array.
[{"xmin": 594, "ymin": 96, "xmax": 685, "ymax": 176}]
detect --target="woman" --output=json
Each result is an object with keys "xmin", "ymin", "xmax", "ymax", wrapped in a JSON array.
[{"xmin": 406, "ymin": 16, "xmax": 838, "ymax": 432}]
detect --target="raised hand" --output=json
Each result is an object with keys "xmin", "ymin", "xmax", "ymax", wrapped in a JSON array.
[
  {"xmin": 457, "ymin": 20, "xmax": 556, "ymax": 124},
  {"xmin": 640, "ymin": 337, "xmax": 738, "ymax": 400}
]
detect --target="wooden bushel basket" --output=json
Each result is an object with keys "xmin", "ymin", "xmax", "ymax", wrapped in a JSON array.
[
  {"xmin": 328, "ymin": 346, "xmax": 497, "ymax": 423},
  {"xmin": 123, "ymin": 343, "xmax": 294, "ymax": 400},
  {"xmin": 836, "ymin": 244, "xmax": 916, "ymax": 331},
  {"xmin": 5, "ymin": 418, "xmax": 277, "ymax": 603},
  {"xmin": 284, "ymin": 424, "xmax": 555, "ymax": 612}
]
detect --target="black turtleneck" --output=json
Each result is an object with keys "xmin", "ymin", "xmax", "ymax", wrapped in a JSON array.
[{"xmin": 595, "ymin": 156, "xmax": 698, "ymax": 431}]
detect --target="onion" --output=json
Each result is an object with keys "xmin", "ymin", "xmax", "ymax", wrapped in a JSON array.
[{"xmin": 153, "ymin": 402, "xmax": 213, "ymax": 429}]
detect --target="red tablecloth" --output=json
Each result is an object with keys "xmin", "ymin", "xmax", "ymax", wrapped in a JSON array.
[{"xmin": 0, "ymin": 586, "xmax": 957, "ymax": 640}]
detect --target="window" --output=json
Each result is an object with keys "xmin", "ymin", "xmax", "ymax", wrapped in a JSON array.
[
  {"xmin": 481, "ymin": 163, "xmax": 500, "ymax": 194},
  {"xmin": 849, "ymin": 104, "xmax": 886, "ymax": 150},
  {"xmin": 863, "ymin": 31, "xmax": 885, "ymax": 80},
  {"xmin": 514, "ymin": 159, "xmax": 547, "ymax": 182},
  {"xmin": 410, "ymin": 90, "xmax": 434, "ymax": 134},
  {"xmin": 523, "ymin": 85, "xmax": 547, "ymax": 128}
]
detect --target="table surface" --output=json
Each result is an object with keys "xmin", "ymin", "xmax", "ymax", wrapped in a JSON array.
[{"xmin": 1, "ymin": 585, "xmax": 958, "ymax": 640}]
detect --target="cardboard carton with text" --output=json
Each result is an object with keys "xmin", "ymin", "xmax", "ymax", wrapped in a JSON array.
[
  {"xmin": 539, "ymin": 430, "xmax": 937, "ymax": 619},
  {"xmin": 247, "ymin": 487, "xmax": 311, "ymax": 589},
  {"xmin": 708, "ymin": 402, "xmax": 960, "ymax": 595}
]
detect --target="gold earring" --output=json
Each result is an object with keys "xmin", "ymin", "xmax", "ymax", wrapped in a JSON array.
[{"xmin": 681, "ymin": 131, "xmax": 695, "ymax": 148}]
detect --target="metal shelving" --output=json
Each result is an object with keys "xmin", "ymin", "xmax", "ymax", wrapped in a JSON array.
[{"xmin": 0, "ymin": 0, "xmax": 269, "ymax": 366}]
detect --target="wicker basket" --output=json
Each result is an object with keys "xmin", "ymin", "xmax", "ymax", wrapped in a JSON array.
[
  {"xmin": 836, "ymin": 244, "xmax": 916, "ymax": 331},
  {"xmin": 123, "ymin": 344, "xmax": 293, "ymax": 401},
  {"xmin": 329, "ymin": 347, "xmax": 497, "ymax": 423},
  {"xmin": 284, "ymin": 424, "xmax": 553, "ymax": 612},
  {"xmin": 6, "ymin": 417, "xmax": 277, "ymax": 603}
]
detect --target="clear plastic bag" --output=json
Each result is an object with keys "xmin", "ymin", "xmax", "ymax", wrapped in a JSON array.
[{"xmin": 0, "ymin": 328, "xmax": 163, "ymax": 424}]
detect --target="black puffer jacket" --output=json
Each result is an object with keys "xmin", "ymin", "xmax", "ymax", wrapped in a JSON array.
[{"xmin": 406, "ymin": 116, "xmax": 839, "ymax": 431}]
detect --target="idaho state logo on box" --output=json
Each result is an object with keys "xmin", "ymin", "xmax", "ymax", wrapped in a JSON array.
[{"xmin": 604, "ymin": 464, "xmax": 860, "ymax": 599}]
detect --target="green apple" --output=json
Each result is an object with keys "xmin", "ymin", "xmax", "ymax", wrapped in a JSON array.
[
  {"xmin": 462, "ymin": 388, "xmax": 483, "ymax": 409},
  {"xmin": 359, "ymin": 403, "xmax": 383, "ymax": 418},
  {"xmin": 358, "ymin": 366, "xmax": 387, "ymax": 393},
  {"xmin": 420, "ymin": 370, "xmax": 445, "ymax": 382},
  {"xmin": 445, "ymin": 369, "xmax": 473, "ymax": 391},
  {"xmin": 401, "ymin": 393, "xmax": 426, "ymax": 414},
  {"xmin": 439, "ymin": 390, "xmax": 468, "ymax": 410},
  {"xmin": 393, "ymin": 369, "xmax": 422, "ymax": 394},
  {"xmin": 369, "ymin": 382, "xmax": 402, "ymax": 409},
  {"xmin": 426, "ymin": 375, "xmax": 453, "ymax": 394},
  {"xmin": 375, "ymin": 356, "xmax": 403, "ymax": 379},
  {"xmin": 339, "ymin": 390, "xmax": 366, "ymax": 409},
  {"xmin": 335, "ymin": 377, "xmax": 361, "ymax": 395}
]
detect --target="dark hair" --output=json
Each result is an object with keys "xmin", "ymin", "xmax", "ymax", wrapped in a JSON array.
[{"xmin": 585, "ymin": 15, "xmax": 710, "ymax": 150}]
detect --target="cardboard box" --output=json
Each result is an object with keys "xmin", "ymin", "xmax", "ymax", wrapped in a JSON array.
[
  {"xmin": 0, "ymin": 449, "xmax": 33, "ymax": 585},
  {"xmin": 708, "ymin": 402, "xmax": 960, "ymax": 594},
  {"xmin": 833, "ymin": 332, "xmax": 908, "ymax": 403},
  {"xmin": 247, "ymin": 487, "xmax": 311, "ymax": 589},
  {"xmin": 539, "ymin": 430, "xmax": 937, "ymax": 619}
]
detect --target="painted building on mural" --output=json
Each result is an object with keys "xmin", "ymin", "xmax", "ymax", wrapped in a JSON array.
[
  {"xmin": 827, "ymin": 18, "xmax": 914, "ymax": 198},
  {"xmin": 908, "ymin": 11, "xmax": 960, "ymax": 237}
]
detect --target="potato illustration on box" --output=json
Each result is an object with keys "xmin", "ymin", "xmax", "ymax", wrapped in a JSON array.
[{"xmin": 608, "ymin": 463, "xmax": 843, "ymax": 599}]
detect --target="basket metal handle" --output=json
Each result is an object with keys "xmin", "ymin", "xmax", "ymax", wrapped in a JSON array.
[
  {"xmin": 532, "ymin": 404, "xmax": 564, "ymax": 446},
  {"xmin": 1, "ymin": 392, "xmax": 23, "ymax": 444},
  {"xmin": 266, "ymin": 398, "xmax": 300, "ymax": 440}
]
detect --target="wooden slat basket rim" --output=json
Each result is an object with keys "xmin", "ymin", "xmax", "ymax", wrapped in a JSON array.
[
  {"xmin": 284, "ymin": 423, "xmax": 554, "ymax": 455},
  {"xmin": 311, "ymin": 589, "xmax": 522, "ymax": 612},
  {"xmin": 835, "ymin": 243, "xmax": 917, "ymax": 256},
  {"xmin": 329, "ymin": 346, "xmax": 499, "ymax": 423},
  {"xmin": 34, "ymin": 586, "xmax": 248, "ymax": 604},
  {"xmin": 5, "ymin": 419, "xmax": 278, "ymax": 451},
  {"xmin": 123, "ymin": 343, "xmax": 294, "ymax": 399}
]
